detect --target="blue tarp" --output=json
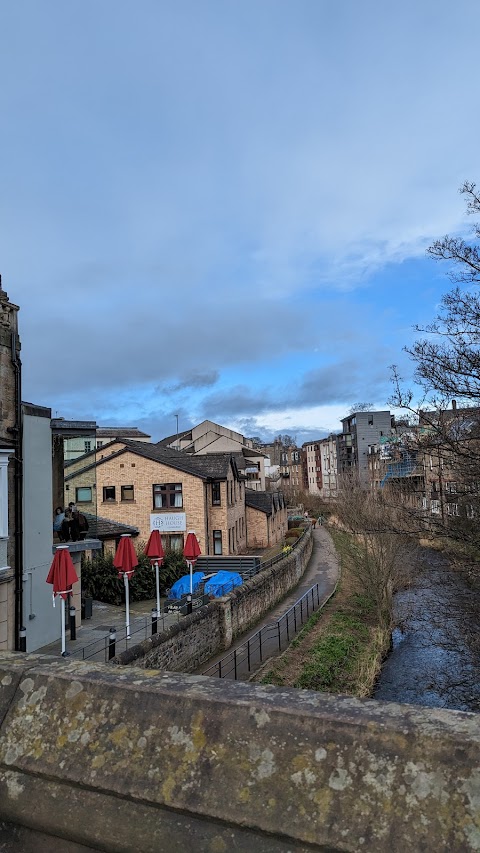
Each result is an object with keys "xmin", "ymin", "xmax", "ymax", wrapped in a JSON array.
[
  {"xmin": 168, "ymin": 571, "xmax": 204, "ymax": 599},
  {"xmin": 204, "ymin": 571, "xmax": 243, "ymax": 598}
]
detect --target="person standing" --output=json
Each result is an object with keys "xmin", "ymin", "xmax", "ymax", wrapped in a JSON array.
[{"xmin": 53, "ymin": 507, "xmax": 65, "ymax": 540}]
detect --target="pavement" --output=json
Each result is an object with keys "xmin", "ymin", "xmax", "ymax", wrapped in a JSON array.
[{"xmin": 36, "ymin": 597, "xmax": 182, "ymax": 663}]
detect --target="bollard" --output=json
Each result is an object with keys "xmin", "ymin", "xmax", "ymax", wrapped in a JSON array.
[
  {"xmin": 19, "ymin": 626, "xmax": 27, "ymax": 653},
  {"xmin": 151, "ymin": 607, "xmax": 158, "ymax": 635},
  {"xmin": 108, "ymin": 627, "xmax": 116, "ymax": 661},
  {"xmin": 186, "ymin": 594, "xmax": 193, "ymax": 615},
  {"xmin": 69, "ymin": 605, "xmax": 76, "ymax": 640}
]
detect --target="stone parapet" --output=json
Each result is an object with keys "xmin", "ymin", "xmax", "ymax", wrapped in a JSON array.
[{"xmin": 0, "ymin": 653, "xmax": 479, "ymax": 852}]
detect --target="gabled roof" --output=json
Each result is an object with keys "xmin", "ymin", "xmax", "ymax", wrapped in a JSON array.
[
  {"xmin": 65, "ymin": 440, "xmax": 242, "ymax": 483},
  {"xmin": 245, "ymin": 490, "xmax": 285, "ymax": 516}
]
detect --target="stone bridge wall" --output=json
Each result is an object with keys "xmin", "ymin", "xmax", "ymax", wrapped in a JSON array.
[
  {"xmin": 116, "ymin": 527, "xmax": 313, "ymax": 671},
  {"xmin": 0, "ymin": 653, "xmax": 478, "ymax": 852}
]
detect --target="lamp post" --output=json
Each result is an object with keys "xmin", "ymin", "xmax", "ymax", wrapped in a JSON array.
[{"xmin": 175, "ymin": 414, "xmax": 179, "ymax": 449}]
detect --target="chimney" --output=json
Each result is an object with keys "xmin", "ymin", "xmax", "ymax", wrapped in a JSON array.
[{"xmin": 452, "ymin": 400, "xmax": 457, "ymax": 411}]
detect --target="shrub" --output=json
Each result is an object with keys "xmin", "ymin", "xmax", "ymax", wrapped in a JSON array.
[
  {"xmin": 284, "ymin": 538, "xmax": 297, "ymax": 547},
  {"xmin": 81, "ymin": 547, "xmax": 187, "ymax": 605},
  {"xmin": 286, "ymin": 527, "xmax": 303, "ymax": 539}
]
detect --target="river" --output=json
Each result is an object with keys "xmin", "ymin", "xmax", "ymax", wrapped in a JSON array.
[{"xmin": 373, "ymin": 548, "xmax": 480, "ymax": 712}]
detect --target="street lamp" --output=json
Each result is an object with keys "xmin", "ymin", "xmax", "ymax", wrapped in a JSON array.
[{"xmin": 175, "ymin": 414, "xmax": 179, "ymax": 449}]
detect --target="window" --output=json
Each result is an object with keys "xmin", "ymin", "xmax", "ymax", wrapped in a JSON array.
[
  {"xmin": 153, "ymin": 483, "xmax": 182, "ymax": 509},
  {"xmin": 213, "ymin": 530, "xmax": 222, "ymax": 555},
  {"xmin": 368, "ymin": 415, "xmax": 373, "ymax": 426},
  {"xmin": 162, "ymin": 533, "xmax": 183, "ymax": 551},
  {"xmin": 97, "ymin": 441, "xmax": 104, "ymax": 448},
  {"xmin": 76, "ymin": 487, "xmax": 92, "ymax": 503},
  {"xmin": 84, "ymin": 440, "xmax": 91, "ymax": 453},
  {"xmin": 103, "ymin": 486, "xmax": 116, "ymax": 502},
  {"xmin": 431, "ymin": 500, "xmax": 440, "ymax": 515},
  {"xmin": 121, "ymin": 485, "xmax": 134, "ymax": 502},
  {"xmin": 447, "ymin": 503, "xmax": 459, "ymax": 516},
  {"xmin": 446, "ymin": 482, "xmax": 457, "ymax": 494},
  {"xmin": 212, "ymin": 482, "xmax": 221, "ymax": 505},
  {"xmin": 467, "ymin": 504, "xmax": 475, "ymax": 519}
]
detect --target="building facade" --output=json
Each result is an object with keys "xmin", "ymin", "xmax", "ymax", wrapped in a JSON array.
[{"xmin": 338, "ymin": 411, "xmax": 394, "ymax": 486}]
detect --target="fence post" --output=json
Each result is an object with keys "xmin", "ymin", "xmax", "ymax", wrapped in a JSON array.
[
  {"xmin": 19, "ymin": 626, "xmax": 26, "ymax": 653},
  {"xmin": 218, "ymin": 659, "xmax": 222, "ymax": 678},
  {"xmin": 311, "ymin": 588, "xmax": 315, "ymax": 610},
  {"xmin": 108, "ymin": 627, "xmax": 116, "ymax": 661},
  {"xmin": 316, "ymin": 584, "xmax": 320, "ymax": 605},
  {"xmin": 247, "ymin": 639, "xmax": 251, "ymax": 672},
  {"xmin": 151, "ymin": 607, "xmax": 158, "ymax": 635},
  {"xmin": 300, "ymin": 598, "xmax": 303, "ymax": 622},
  {"xmin": 306, "ymin": 594, "xmax": 309, "ymax": 618},
  {"xmin": 294, "ymin": 606, "xmax": 297, "ymax": 633},
  {"xmin": 286, "ymin": 611, "xmax": 290, "ymax": 643},
  {"xmin": 259, "ymin": 630, "xmax": 263, "ymax": 662},
  {"xmin": 69, "ymin": 605, "xmax": 76, "ymax": 641}
]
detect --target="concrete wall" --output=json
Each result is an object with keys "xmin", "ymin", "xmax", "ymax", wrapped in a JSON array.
[
  {"xmin": 0, "ymin": 653, "xmax": 478, "ymax": 853},
  {"xmin": 116, "ymin": 528, "xmax": 312, "ymax": 671}
]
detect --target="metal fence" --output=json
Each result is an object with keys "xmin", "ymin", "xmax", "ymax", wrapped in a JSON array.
[
  {"xmin": 202, "ymin": 579, "xmax": 335, "ymax": 680},
  {"xmin": 69, "ymin": 608, "xmax": 183, "ymax": 663}
]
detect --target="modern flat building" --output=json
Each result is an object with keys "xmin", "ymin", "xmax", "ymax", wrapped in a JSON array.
[{"xmin": 338, "ymin": 411, "xmax": 394, "ymax": 486}]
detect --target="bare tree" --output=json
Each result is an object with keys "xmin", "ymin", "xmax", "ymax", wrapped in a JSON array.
[
  {"xmin": 334, "ymin": 477, "xmax": 413, "ymax": 628},
  {"xmin": 390, "ymin": 182, "xmax": 480, "ymax": 553}
]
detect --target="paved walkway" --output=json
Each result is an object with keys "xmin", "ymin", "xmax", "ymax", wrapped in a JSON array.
[
  {"xmin": 196, "ymin": 525, "xmax": 340, "ymax": 677},
  {"xmin": 36, "ymin": 597, "xmax": 181, "ymax": 662}
]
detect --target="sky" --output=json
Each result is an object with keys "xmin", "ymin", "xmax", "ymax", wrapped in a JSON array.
[{"xmin": 1, "ymin": 0, "xmax": 479, "ymax": 445}]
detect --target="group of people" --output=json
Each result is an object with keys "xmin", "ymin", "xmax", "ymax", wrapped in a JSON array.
[{"xmin": 53, "ymin": 503, "xmax": 89, "ymax": 543}]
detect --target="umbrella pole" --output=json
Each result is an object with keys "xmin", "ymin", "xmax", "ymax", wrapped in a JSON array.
[
  {"xmin": 61, "ymin": 598, "xmax": 66, "ymax": 656},
  {"xmin": 155, "ymin": 561, "xmax": 161, "ymax": 618},
  {"xmin": 189, "ymin": 561, "xmax": 193, "ymax": 595},
  {"xmin": 125, "ymin": 574, "xmax": 131, "ymax": 638}
]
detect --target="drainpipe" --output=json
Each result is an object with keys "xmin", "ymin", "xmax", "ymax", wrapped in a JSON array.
[
  {"xmin": 10, "ymin": 330, "xmax": 23, "ymax": 650},
  {"xmin": 204, "ymin": 482, "xmax": 210, "ymax": 555}
]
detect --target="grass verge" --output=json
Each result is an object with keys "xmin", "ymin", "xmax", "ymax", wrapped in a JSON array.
[{"xmin": 256, "ymin": 529, "xmax": 391, "ymax": 697}]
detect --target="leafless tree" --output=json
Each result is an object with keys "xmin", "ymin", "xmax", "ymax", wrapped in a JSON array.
[{"xmin": 333, "ymin": 476, "xmax": 413, "ymax": 629}]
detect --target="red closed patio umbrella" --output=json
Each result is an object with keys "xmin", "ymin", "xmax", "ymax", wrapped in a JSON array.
[
  {"xmin": 113, "ymin": 534, "xmax": 138, "ymax": 638},
  {"xmin": 144, "ymin": 530, "xmax": 165, "ymax": 619},
  {"xmin": 183, "ymin": 530, "xmax": 201, "ymax": 594},
  {"xmin": 46, "ymin": 545, "xmax": 79, "ymax": 656}
]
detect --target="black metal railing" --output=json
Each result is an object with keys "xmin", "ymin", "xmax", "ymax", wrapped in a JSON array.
[{"xmin": 202, "ymin": 578, "xmax": 336, "ymax": 680}]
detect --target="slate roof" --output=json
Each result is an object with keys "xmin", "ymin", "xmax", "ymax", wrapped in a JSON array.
[
  {"xmin": 82, "ymin": 512, "xmax": 139, "ymax": 540},
  {"xmin": 245, "ymin": 490, "xmax": 286, "ymax": 516},
  {"xmin": 156, "ymin": 429, "xmax": 192, "ymax": 447},
  {"xmin": 65, "ymin": 440, "xmax": 241, "ymax": 482},
  {"xmin": 97, "ymin": 427, "xmax": 151, "ymax": 439}
]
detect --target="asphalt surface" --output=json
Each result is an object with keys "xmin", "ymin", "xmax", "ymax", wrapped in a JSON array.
[{"xmin": 197, "ymin": 525, "xmax": 340, "ymax": 678}]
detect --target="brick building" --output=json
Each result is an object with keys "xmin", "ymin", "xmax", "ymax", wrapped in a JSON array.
[
  {"xmin": 65, "ymin": 441, "xmax": 249, "ymax": 555},
  {"xmin": 245, "ymin": 491, "xmax": 287, "ymax": 549}
]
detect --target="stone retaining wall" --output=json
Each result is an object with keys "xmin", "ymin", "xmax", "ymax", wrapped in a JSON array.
[
  {"xmin": 116, "ymin": 527, "xmax": 313, "ymax": 671},
  {"xmin": 0, "ymin": 653, "xmax": 478, "ymax": 852}
]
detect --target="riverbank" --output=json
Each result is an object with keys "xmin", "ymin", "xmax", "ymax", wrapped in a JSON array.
[{"xmin": 255, "ymin": 528, "xmax": 391, "ymax": 697}]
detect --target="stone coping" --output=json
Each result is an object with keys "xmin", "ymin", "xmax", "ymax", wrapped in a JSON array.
[
  {"xmin": 51, "ymin": 538, "xmax": 102, "ymax": 555},
  {"xmin": 0, "ymin": 653, "xmax": 479, "ymax": 852}
]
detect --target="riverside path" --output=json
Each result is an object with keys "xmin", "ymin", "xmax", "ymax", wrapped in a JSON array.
[{"xmin": 197, "ymin": 524, "xmax": 340, "ymax": 679}]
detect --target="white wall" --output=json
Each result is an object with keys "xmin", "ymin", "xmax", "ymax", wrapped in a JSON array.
[{"xmin": 22, "ymin": 413, "xmax": 57, "ymax": 652}]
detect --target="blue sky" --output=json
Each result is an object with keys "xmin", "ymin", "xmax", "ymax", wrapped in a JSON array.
[{"xmin": 1, "ymin": 1, "xmax": 479, "ymax": 444}]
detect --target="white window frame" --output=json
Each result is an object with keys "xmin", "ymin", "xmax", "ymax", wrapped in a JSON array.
[
  {"xmin": 0, "ymin": 449, "xmax": 13, "ymax": 538},
  {"xmin": 430, "ymin": 500, "xmax": 440, "ymax": 515}
]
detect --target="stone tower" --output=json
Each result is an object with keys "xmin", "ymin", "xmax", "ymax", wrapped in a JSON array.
[{"xmin": 0, "ymin": 276, "xmax": 21, "ymax": 650}]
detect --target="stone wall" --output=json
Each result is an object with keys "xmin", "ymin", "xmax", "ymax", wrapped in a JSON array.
[
  {"xmin": 0, "ymin": 653, "xmax": 478, "ymax": 853},
  {"xmin": 116, "ymin": 527, "xmax": 313, "ymax": 671}
]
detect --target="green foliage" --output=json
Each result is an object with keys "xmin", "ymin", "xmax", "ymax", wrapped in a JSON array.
[
  {"xmin": 294, "ymin": 611, "xmax": 368, "ymax": 691},
  {"xmin": 284, "ymin": 538, "xmax": 297, "ymax": 547},
  {"xmin": 286, "ymin": 527, "xmax": 304, "ymax": 538},
  {"xmin": 81, "ymin": 547, "xmax": 187, "ymax": 605}
]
